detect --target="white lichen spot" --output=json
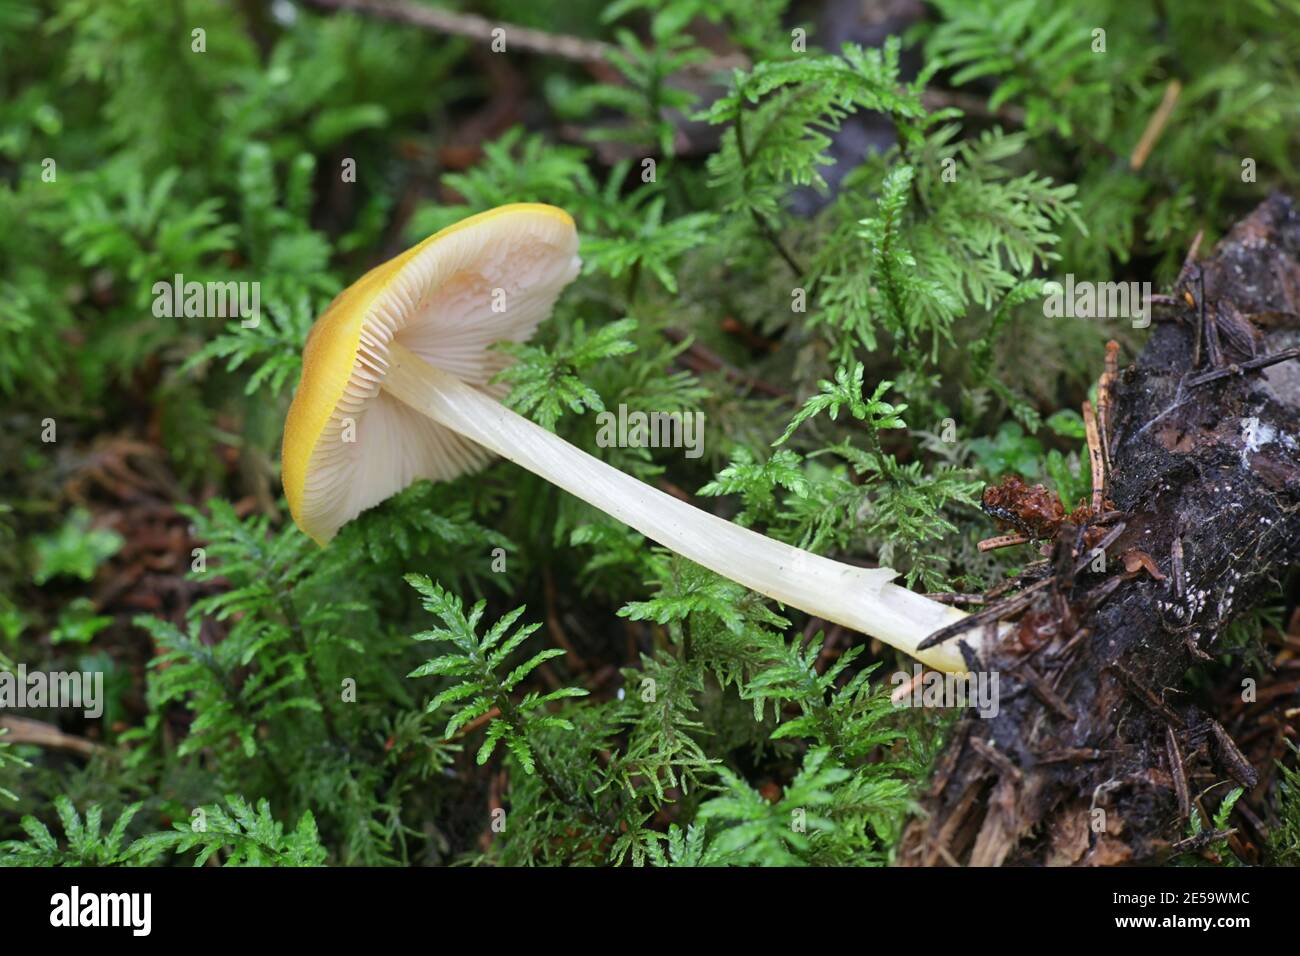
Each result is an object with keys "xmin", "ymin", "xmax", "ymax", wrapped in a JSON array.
[{"xmin": 1240, "ymin": 416, "xmax": 1276, "ymax": 467}]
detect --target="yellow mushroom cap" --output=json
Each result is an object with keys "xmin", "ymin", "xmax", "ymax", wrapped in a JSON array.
[{"xmin": 282, "ymin": 203, "xmax": 580, "ymax": 545}]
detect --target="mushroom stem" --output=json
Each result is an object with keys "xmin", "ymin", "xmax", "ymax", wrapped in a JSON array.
[{"xmin": 382, "ymin": 344, "xmax": 973, "ymax": 671}]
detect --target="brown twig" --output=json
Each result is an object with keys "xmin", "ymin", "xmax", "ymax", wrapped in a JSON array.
[
  {"xmin": 1169, "ymin": 534, "xmax": 1186, "ymax": 599},
  {"xmin": 1083, "ymin": 399, "xmax": 1105, "ymax": 513},
  {"xmin": 660, "ymin": 328, "xmax": 788, "ymax": 399},
  {"xmin": 1171, "ymin": 827, "xmax": 1236, "ymax": 856},
  {"xmin": 1129, "ymin": 79, "xmax": 1182, "ymax": 171},
  {"xmin": 301, "ymin": 0, "xmax": 748, "ymax": 73},
  {"xmin": 1187, "ymin": 347, "xmax": 1300, "ymax": 387},
  {"xmin": 1183, "ymin": 264, "xmax": 1220, "ymax": 371},
  {"xmin": 302, "ymin": 0, "xmax": 617, "ymax": 62},
  {"xmin": 1097, "ymin": 340, "xmax": 1119, "ymax": 479},
  {"xmin": 1017, "ymin": 664, "xmax": 1076, "ymax": 721},
  {"xmin": 1177, "ymin": 229, "xmax": 1204, "ymax": 286},
  {"xmin": 1037, "ymin": 747, "xmax": 1101, "ymax": 764},
  {"xmin": 1109, "ymin": 662, "xmax": 1183, "ymax": 727},
  {"xmin": 917, "ymin": 576, "xmax": 1054, "ymax": 650},
  {"xmin": 733, "ymin": 106, "xmax": 807, "ymax": 278},
  {"xmin": 968, "ymin": 737, "xmax": 1021, "ymax": 781},
  {"xmin": 1076, "ymin": 522, "xmax": 1127, "ymax": 576},
  {"xmin": 977, "ymin": 533, "xmax": 1030, "ymax": 552},
  {"xmin": 921, "ymin": 88, "xmax": 1026, "ymax": 126},
  {"xmin": 925, "ymin": 593, "xmax": 988, "ymax": 606},
  {"xmin": 452, "ymin": 707, "xmax": 502, "ymax": 741},
  {"xmin": 1209, "ymin": 719, "xmax": 1259, "ymax": 789},
  {"xmin": 1166, "ymin": 725, "xmax": 1191, "ymax": 820},
  {"xmin": 0, "ymin": 716, "xmax": 103, "ymax": 757},
  {"xmin": 542, "ymin": 566, "xmax": 587, "ymax": 671}
]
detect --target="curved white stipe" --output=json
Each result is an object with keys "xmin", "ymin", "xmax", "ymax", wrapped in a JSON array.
[{"xmin": 381, "ymin": 342, "xmax": 975, "ymax": 672}]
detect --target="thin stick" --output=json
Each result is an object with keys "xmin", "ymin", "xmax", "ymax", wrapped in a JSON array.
[
  {"xmin": 1129, "ymin": 80, "xmax": 1182, "ymax": 171},
  {"xmin": 1018, "ymin": 663, "xmax": 1076, "ymax": 720},
  {"xmin": 734, "ymin": 108, "xmax": 806, "ymax": 278},
  {"xmin": 1083, "ymin": 400, "xmax": 1105, "ymax": 512},
  {"xmin": 1038, "ymin": 747, "xmax": 1101, "ymax": 764},
  {"xmin": 1166, "ymin": 725, "xmax": 1191, "ymax": 820},
  {"xmin": 977, "ymin": 533, "xmax": 1030, "ymax": 552},
  {"xmin": 969, "ymin": 737, "xmax": 1022, "ymax": 781},
  {"xmin": 303, "ymin": 0, "xmax": 616, "ymax": 63},
  {"xmin": 1110, "ymin": 661, "xmax": 1184, "ymax": 726},
  {"xmin": 918, "ymin": 577, "xmax": 1054, "ymax": 650},
  {"xmin": 1177, "ymin": 229, "xmax": 1204, "ymax": 285},
  {"xmin": 1172, "ymin": 827, "xmax": 1236, "ymax": 855},
  {"xmin": 1187, "ymin": 347, "xmax": 1300, "ymax": 387},
  {"xmin": 452, "ymin": 707, "xmax": 502, "ymax": 740},
  {"xmin": 1169, "ymin": 531, "xmax": 1186, "ymax": 599},
  {"xmin": 1075, "ymin": 522, "xmax": 1127, "ymax": 576},
  {"xmin": 1203, "ymin": 288, "xmax": 1224, "ymax": 369},
  {"xmin": 986, "ymin": 560, "xmax": 1051, "ymax": 601},
  {"xmin": 1210, "ymin": 719, "xmax": 1259, "ymax": 789},
  {"xmin": 1097, "ymin": 340, "xmax": 1119, "ymax": 478},
  {"xmin": 890, "ymin": 669, "xmax": 925, "ymax": 706},
  {"xmin": 921, "ymin": 89, "xmax": 1026, "ymax": 126},
  {"xmin": 301, "ymin": 0, "xmax": 747, "ymax": 72},
  {"xmin": 661, "ymin": 328, "xmax": 787, "ymax": 398},
  {"xmin": 0, "ymin": 716, "xmax": 102, "ymax": 757},
  {"xmin": 926, "ymin": 593, "xmax": 988, "ymax": 606}
]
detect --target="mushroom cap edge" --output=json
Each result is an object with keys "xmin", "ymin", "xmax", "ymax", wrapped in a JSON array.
[{"xmin": 281, "ymin": 202, "xmax": 578, "ymax": 545}]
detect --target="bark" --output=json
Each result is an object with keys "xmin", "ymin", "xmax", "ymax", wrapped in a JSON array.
[{"xmin": 899, "ymin": 194, "xmax": 1300, "ymax": 866}]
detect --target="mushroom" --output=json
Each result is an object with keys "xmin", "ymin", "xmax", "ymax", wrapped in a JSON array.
[{"xmin": 282, "ymin": 204, "xmax": 975, "ymax": 671}]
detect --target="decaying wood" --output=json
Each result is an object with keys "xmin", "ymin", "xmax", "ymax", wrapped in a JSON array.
[{"xmin": 900, "ymin": 194, "xmax": 1300, "ymax": 866}]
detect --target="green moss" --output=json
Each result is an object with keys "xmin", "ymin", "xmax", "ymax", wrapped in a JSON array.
[{"xmin": 2, "ymin": 0, "xmax": 1296, "ymax": 866}]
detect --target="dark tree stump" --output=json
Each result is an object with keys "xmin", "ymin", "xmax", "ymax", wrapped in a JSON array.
[{"xmin": 899, "ymin": 194, "xmax": 1300, "ymax": 866}]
